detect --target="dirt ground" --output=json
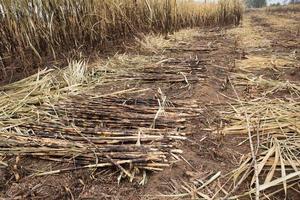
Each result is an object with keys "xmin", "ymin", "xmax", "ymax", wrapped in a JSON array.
[{"xmin": 1, "ymin": 9, "xmax": 299, "ymax": 200}]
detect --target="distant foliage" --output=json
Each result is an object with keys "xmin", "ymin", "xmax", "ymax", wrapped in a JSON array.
[
  {"xmin": 266, "ymin": 2, "xmax": 300, "ymax": 12},
  {"xmin": 290, "ymin": 0, "xmax": 300, "ymax": 4},
  {"xmin": 246, "ymin": 0, "xmax": 267, "ymax": 8}
]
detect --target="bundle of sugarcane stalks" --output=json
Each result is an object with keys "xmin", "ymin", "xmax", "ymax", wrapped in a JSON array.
[
  {"xmin": 0, "ymin": 127, "xmax": 184, "ymax": 175},
  {"xmin": 0, "ymin": 55, "xmax": 206, "ymax": 179},
  {"xmin": 1, "ymin": 93, "xmax": 204, "ymax": 177}
]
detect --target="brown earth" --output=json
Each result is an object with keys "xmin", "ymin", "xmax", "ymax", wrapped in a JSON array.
[{"xmin": 1, "ymin": 8, "xmax": 299, "ymax": 200}]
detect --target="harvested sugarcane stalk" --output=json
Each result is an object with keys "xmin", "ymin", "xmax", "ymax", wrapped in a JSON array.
[
  {"xmin": 1, "ymin": 94, "xmax": 201, "ymax": 177},
  {"xmin": 165, "ymin": 47, "xmax": 218, "ymax": 52},
  {"xmin": 0, "ymin": 51, "xmax": 207, "ymax": 180}
]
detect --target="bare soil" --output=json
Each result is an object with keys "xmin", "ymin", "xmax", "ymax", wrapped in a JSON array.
[{"xmin": 1, "ymin": 9, "xmax": 299, "ymax": 200}]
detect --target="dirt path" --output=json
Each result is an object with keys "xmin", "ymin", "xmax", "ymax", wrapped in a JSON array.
[
  {"xmin": 141, "ymin": 10, "xmax": 300, "ymax": 200},
  {"xmin": 1, "ymin": 9, "xmax": 299, "ymax": 200}
]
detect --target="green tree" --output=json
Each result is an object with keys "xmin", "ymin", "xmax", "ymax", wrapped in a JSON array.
[{"xmin": 246, "ymin": 0, "xmax": 267, "ymax": 8}]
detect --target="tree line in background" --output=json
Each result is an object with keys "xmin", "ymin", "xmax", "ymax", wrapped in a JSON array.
[
  {"xmin": 289, "ymin": 0, "xmax": 300, "ymax": 4},
  {"xmin": 246, "ymin": 0, "xmax": 300, "ymax": 8},
  {"xmin": 245, "ymin": 0, "xmax": 267, "ymax": 8}
]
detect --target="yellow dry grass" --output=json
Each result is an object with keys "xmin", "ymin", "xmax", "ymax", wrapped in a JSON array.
[
  {"xmin": 217, "ymin": 99, "xmax": 300, "ymax": 199},
  {"xmin": 137, "ymin": 28, "xmax": 200, "ymax": 54},
  {"xmin": 229, "ymin": 12, "xmax": 298, "ymax": 73},
  {"xmin": 265, "ymin": 14, "xmax": 299, "ymax": 31},
  {"xmin": 236, "ymin": 55, "xmax": 295, "ymax": 72},
  {"xmin": 228, "ymin": 16, "xmax": 270, "ymax": 49}
]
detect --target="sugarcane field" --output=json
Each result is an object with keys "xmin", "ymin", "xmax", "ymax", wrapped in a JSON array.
[{"xmin": 0, "ymin": 0, "xmax": 299, "ymax": 199}]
